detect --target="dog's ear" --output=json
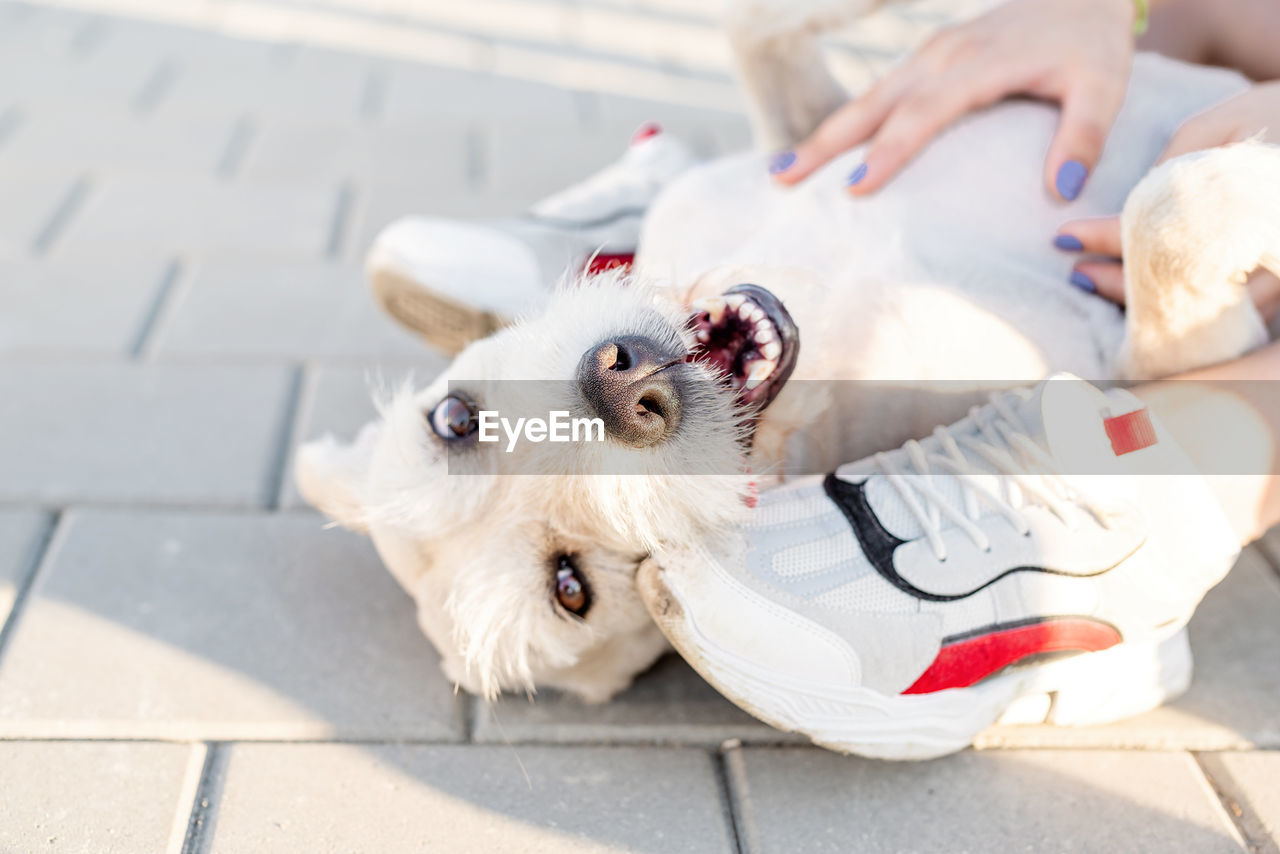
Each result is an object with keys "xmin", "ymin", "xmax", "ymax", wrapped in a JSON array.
[{"xmin": 294, "ymin": 423, "xmax": 380, "ymax": 533}]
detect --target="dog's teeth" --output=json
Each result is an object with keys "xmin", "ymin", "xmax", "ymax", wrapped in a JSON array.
[
  {"xmin": 738, "ymin": 303, "xmax": 755, "ymax": 320},
  {"xmin": 744, "ymin": 360, "xmax": 776, "ymax": 390},
  {"xmin": 695, "ymin": 328, "xmax": 710, "ymax": 343},
  {"xmin": 749, "ymin": 307, "xmax": 765, "ymax": 322},
  {"xmin": 754, "ymin": 326, "xmax": 775, "ymax": 344},
  {"xmin": 691, "ymin": 297, "xmax": 726, "ymax": 325},
  {"xmin": 761, "ymin": 340, "xmax": 781, "ymax": 359},
  {"xmin": 724, "ymin": 294, "xmax": 746, "ymax": 310}
]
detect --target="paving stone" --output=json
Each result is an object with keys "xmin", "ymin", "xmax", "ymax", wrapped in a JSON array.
[
  {"xmin": 52, "ymin": 175, "xmax": 339, "ymax": 258},
  {"xmin": 0, "ymin": 255, "xmax": 170, "ymax": 355},
  {"xmin": 203, "ymin": 743, "xmax": 735, "ymax": 853},
  {"xmin": 590, "ymin": 98, "xmax": 752, "ymax": 155},
  {"xmin": 238, "ymin": 120, "xmax": 471, "ymax": 187},
  {"xmin": 475, "ymin": 653, "xmax": 803, "ymax": 746},
  {"xmin": 0, "ymin": 510, "xmax": 464, "ymax": 739},
  {"xmin": 0, "ymin": 172, "xmax": 78, "ymax": 258},
  {"xmin": 152, "ymin": 259, "xmax": 425, "ymax": 360},
  {"xmin": 0, "ymin": 363, "xmax": 294, "ymax": 506},
  {"xmin": 729, "ymin": 748, "xmax": 1245, "ymax": 854},
  {"xmin": 348, "ymin": 182, "xmax": 519, "ymax": 263},
  {"xmin": 0, "ymin": 508, "xmax": 46, "ymax": 628},
  {"xmin": 979, "ymin": 547, "xmax": 1280, "ymax": 750},
  {"xmin": 281, "ymin": 363, "xmax": 440, "ymax": 511},
  {"xmin": 0, "ymin": 22, "xmax": 161, "ymax": 110},
  {"xmin": 158, "ymin": 44, "xmax": 368, "ymax": 121},
  {"xmin": 381, "ymin": 64, "xmax": 581, "ymax": 124},
  {"xmin": 0, "ymin": 740, "xmax": 196, "ymax": 854},
  {"xmin": 0, "ymin": 106, "xmax": 237, "ymax": 176},
  {"xmin": 1199, "ymin": 751, "xmax": 1280, "ymax": 854}
]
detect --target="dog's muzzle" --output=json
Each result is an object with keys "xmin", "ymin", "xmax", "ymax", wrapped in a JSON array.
[{"xmin": 577, "ymin": 336, "xmax": 684, "ymax": 448}]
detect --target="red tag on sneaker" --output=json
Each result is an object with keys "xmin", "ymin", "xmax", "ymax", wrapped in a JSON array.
[
  {"xmin": 631, "ymin": 122, "xmax": 662, "ymax": 144},
  {"xmin": 583, "ymin": 253, "xmax": 634, "ymax": 275},
  {"xmin": 1104, "ymin": 408, "xmax": 1157, "ymax": 456}
]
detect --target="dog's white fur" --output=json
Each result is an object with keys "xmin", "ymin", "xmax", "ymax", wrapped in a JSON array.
[{"xmin": 298, "ymin": 0, "xmax": 1280, "ymax": 702}]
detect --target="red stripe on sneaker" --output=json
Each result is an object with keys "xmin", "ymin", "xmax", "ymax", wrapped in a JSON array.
[
  {"xmin": 1104, "ymin": 408, "xmax": 1157, "ymax": 455},
  {"xmin": 584, "ymin": 253, "xmax": 635, "ymax": 275},
  {"xmin": 902, "ymin": 618, "xmax": 1122, "ymax": 694},
  {"xmin": 631, "ymin": 122, "xmax": 662, "ymax": 144}
]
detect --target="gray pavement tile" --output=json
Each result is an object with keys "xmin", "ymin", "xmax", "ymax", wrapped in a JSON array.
[
  {"xmin": 979, "ymin": 547, "xmax": 1280, "ymax": 750},
  {"xmin": 0, "ymin": 172, "xmax": 78, "ymax": 258},
  {"xmin": 0, "ymin": 508, "xmax": 47, "ymax": 629},
  {"xmin": 238, "ymin": 120, "xmax": 471, "ymax": 187},
  {"xmin": 0, "ymin": 740, "xmax": 196, "ymax": 854},
  {"xmin": 729, "ymin": 748, "xmax": 1246, "ymax": 854},
  {"xmin": 348, "ymin": 182, "xmax": 521, "ymax": 263},
  {"xmin": 151, "ymin": 259, "xmax": 425, "ymax": 360},
  {"xmin": 202, "ymin": 743, "xmax": 735, "ymax": 853},
  {"xmin": 0, "ymin": 22, "xmax": 161, "ymax": 110},
  {"xmin": 157, "ymin": 44, "xmax": 368, "ymax": 122},
  {"xmin": 281, "ymin": 363, "xmax": 440, "ymax": 511},
  {"xmin": 51, "ymin": 175, "xmax": 339, "ymax": 258},
  {"xmin": 475, "ymin": 654, "xmax": 804, "ymax": 746},
  {"xmin": 0, "ymin": 363, "xmax": 294, "ymax": 506},
  {"xmin": 381, "ymin": 64, "xmax": 581, "ymax": 124},
  {"xmin": 1199, "ymin": 752, "xmax": 1280, "ymax": 854},
  {"xmin": 591, "ymin": 94, "xmax": 751, "ymax": 155},
  {"xmin": 0, "ymin": 509, "xmax": 465, "ymax": 739},
  {"xmin": 0, "ymin": 106, "xmax": 237, "ymax": 176},
  {"xmin": 0, "ymin": 255, "xmax": 170, "ymax": 355}
]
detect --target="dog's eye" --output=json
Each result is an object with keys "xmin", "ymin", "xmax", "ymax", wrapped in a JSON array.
[
  {"xmin": 428, "ymin": 394, "xmax": 477, "ymax": 441},
  {"xmin": 554, "ymin": 554, "xmax": 591, "ymax": 617}
]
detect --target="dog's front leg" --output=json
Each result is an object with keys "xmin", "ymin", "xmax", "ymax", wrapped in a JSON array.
[
  {"xmin": 1116, "ymin": 141, "xmax": 1280, "ymax": 379},
  {"xmin": 725, "ymin": 0, "xmax": 899, "ymax": 149}
]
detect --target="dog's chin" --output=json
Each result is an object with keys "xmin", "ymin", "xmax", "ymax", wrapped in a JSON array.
[{"xmin": 687, "ymin": 282, "xmax": 800, "ymax": 427}]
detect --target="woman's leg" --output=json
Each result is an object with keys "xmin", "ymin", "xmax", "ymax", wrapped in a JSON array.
[{"xmin": 1143, "ymin": 0, "xmax": 1280, "ymax": 81}]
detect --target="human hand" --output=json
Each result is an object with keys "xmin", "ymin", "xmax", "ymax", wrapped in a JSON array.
[
  {"xmin": 1055, "ymin": 82, "xmax": 1280, "ymax": 320},
  {"xmin": 769, "ymin": 0, "xmax": 1138, "ymax": 199}
]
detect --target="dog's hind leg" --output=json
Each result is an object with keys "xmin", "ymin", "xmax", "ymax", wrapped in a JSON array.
[
  {"xmin": 725, "ymin": 0, "xmax": 903, "ymax": 150},
  {"xmin": 1116, "ymin": 141, "xmax": 1280, "ymax": 380}
]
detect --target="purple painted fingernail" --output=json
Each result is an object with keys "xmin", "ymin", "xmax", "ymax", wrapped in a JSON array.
[
  {"xmin": 1069, "ymin": 270, "xmax": 1096, "ymax": 293},
  {"xmin": 769, "ymin": 151, "xmax": 796, "ymax": 174},
  {"xmin": 1056, "ymin": 160, "xmax": 1088, "ymax": 201},
  {"xmin": 1054, "ymin": 234, "xmax": 1084, "ymax": 251},
  {"xmin": 846, "ymin": 162, "xmax": 868, "ymax": 186}
]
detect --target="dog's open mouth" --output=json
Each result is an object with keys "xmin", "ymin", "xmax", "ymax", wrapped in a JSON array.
[{"xmin": 687, "ymin": 284, "xmax": 800, "ymax": 411}]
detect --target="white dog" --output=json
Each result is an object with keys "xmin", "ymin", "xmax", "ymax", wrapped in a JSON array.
[{"xmin": 297, "ymin": 0, "xmax": 1280, "ymax": 703}]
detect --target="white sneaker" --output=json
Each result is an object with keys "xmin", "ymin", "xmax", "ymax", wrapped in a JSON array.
[
  {"xmin": 639, "ymin": 375, "xmax": 1240, "ymax": 759},
  {"xmin": 366, "ymin": 123, "xmax": 696, "ymax": 354}
]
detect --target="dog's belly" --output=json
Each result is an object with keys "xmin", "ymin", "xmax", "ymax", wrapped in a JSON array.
[{"xmin": 637, "ymin": 53, "xmax": 1248, "ymax": 387}]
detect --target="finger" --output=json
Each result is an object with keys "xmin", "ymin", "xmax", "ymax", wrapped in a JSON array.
[
  {"xmin": 1044, "ymin": 72, "xmax": 1127, "ymax": 201},
  {"xmin": 773, "ymin": 71, "xmax": 908, "ymax": 185},
  {"xmin": 1247, "ymin": 268, "xmax": 1280, "ymax": 324},
  {"xmin": 1055, "ymin": 215, "xmax": 1122, "ymax": 256},
  {"xmin": 846, "ymin": 73, "xmax": 999, "ymax": 195},
  {"xmin": 1071, "ymin": 259, "xmax": 1125, "ymax": 303}
]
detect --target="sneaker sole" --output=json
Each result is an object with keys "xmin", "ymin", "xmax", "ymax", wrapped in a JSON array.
[
  {"xmin": 638, "ymin": 559, "xmax": 1193, "ymax": 760},
  {"xmin": 370, "ymin": 267, "xmax": 508, "ymax": 356}
]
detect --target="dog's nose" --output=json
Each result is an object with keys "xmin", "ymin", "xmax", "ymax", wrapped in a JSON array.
[{"xmin": 577, "ymin": 336, "xmax": 683, "ymax": 447}]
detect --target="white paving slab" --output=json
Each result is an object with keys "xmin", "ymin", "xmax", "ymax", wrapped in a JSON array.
[
  {"xmin": 0, "ymin": 510, "xmax": 465, "ymax": 739},
  {"xmin": 152, "ymin": 258, "xmax": 425, "ymax": 360},
  {"xmin": 201, "ymin": 743, "xmax": 735, "ymax": 853},
  {"xmin": 0, "ymin": 363, "xmax": 294, "ymax": 506},
  {"xmin": 729, "ymin": 748, "xmax": 1246, "ymax": 854},
  {"xmin": 0, "ymin": 255, "xmax": 170, "ymax": 354},
  {"xmin": 51, "ymin": 174, "xmax": 339, "ymax": 258},
  {"xmin": 0, "ymin": 740, "xmax": 196, "ymax": 854},
  {"xmin": 1199, "ymin": 751, "xmax": 1280, "ymax": 854},
  {"xmin": 0, "ymin": 172, "xmax": 78, "ymax": 258},
  {"xmin": 381, "ymin": 64, "xmax": 581, "ymax": 124},
  {"xmin": 0, "ymin": 106, "xmax": 236, "ymax": 176},
  {"xmin": 0, "ymin": 508, "xmax": 46, "ymax": 628},
  {"xmin": 475, "ymin": 654, "xmax": 804, "ymax": 746}
]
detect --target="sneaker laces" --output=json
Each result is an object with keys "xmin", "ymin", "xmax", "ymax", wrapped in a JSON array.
[{"xmin": 872, "ymin": 390, "xmax": 1111, "ymax": 562}]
